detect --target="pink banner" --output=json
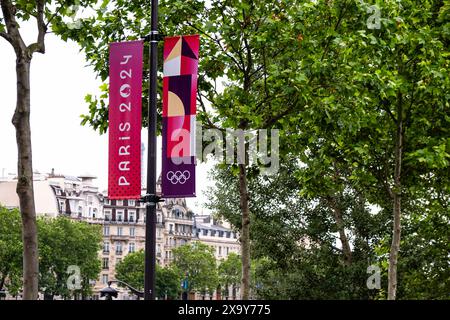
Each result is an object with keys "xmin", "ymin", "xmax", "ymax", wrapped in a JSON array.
[{"xmin": 108, "ymin": 40, "xmax": 143, "ymax": 199}]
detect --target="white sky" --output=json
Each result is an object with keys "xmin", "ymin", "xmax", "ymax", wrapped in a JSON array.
[{"xmin": 0, "ymin": 22, "xmax": 214, "ymax": 214}]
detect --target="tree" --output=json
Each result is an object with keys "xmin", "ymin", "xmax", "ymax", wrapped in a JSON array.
[
  {"xmin": 282, "ymin": 0, "xmax": 450, "ymax": 299},
  {"xmin": 156, "ymin": 265, "xmax": 183, "ymax": 300},
  {"xmin": 115, "ymin": 250, "xmax": 182, "ymax": 300},
  {"xmin": 171, "ymin": 242, "xmax": 218, "ymax": 296},
  {"xmin": 114, "ymin": 250, "xmax": 145, "ymax": 292},
  {"xmin": 37, "ymin": 216, "xmax": 102, "ymax": 299},
  {"xmin": 0, "ymin": 206, "xmax": 22, "ymax": 296},
  {"xmin": 208, "ymin": 159, "xmax": 385, "ymax": 299},
  {"xmin": 0, "ymin": 0, "xmax": 96, "ymax": 299},
  {"xmin": 218, "ymin": 252, "xmax": 241, "ymax": 300},
  {"xmin": 48, "ymin": 0, "xmax": 449, "ymax": 299},
  {"xmin": 0, "ymin": 210, "xmax": 102, "ymax": 299},
  {"xmin": 53, "ymin": 0, "xmax": 306, "ymax": 299}
]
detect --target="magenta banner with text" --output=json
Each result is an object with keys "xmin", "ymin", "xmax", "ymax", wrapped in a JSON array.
[{"xmin": 108, "ymin": 40, "xmax": 143, "ymax": 199}]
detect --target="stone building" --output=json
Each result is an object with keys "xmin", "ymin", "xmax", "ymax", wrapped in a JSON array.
[{"xmin": 0, "ymin": 170, "xmax": 241, "ymax": 300}]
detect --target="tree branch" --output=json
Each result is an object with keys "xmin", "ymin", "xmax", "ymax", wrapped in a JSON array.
[
  {"xmin": 185, "ymin": 20, "xmax": 245, "ymax": 72},
  {"xmin": 45, "ymin": 1, "xmax": 67, "ymax": 28},
  {"xmin": 320, "ymin": 0, "xmax": 350, "ymax": 62},
  {"xmin": 0, "ymin": 30, "xmax": 12, "ymax": 43},
  {"xmin": 1, "ymin": 0, "xmax": 27, "ymax": 54},
  {"xmin": 262, "ymin": 98, "xmax": 299, "ymax": 129},
  {"xmin": 27, "ymin": 0, "xmax": 47, "ymax": 54},
  {"xmin": 197, "ymin": 91, "xmax": 223, "ymax": 131}
]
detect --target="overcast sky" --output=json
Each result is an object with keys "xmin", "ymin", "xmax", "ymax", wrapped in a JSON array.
[{"xmin": 0, "ymin": 22, "xmax": 213, "ymax": 214}]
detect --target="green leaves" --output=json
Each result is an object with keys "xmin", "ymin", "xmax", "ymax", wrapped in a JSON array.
[
  {"xmin": 37, "ymin": 216, "xmax": 102, "ymax": 299},
  {"xmin": 0, "ymin": 209, "xmax": 102, "ymax": 299},
  {"xmin": 0, "ymin": 207, "xmax": 22, "ymax": 295},
  {"xmin": 172, "ymin": 241, "xmax": 218, "ymax": 294},
  {"xmin": 115, "ymin": 250, "xmax": 183, "ymax": 299}
]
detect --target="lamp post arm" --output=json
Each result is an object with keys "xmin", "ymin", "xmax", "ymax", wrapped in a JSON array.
[{"xmin": 108, "ymin": 280, "xmax": 144, "ymax": 298}]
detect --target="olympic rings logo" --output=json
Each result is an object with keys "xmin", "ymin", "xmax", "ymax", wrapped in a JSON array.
[{"xmin": 167, "ymin": 170, "xmax": 191, "ymax": 185}]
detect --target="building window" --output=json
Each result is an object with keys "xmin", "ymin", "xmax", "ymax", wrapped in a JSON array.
[
  {"xmin": 219, "ymin": 231, "xmax": 224, "ymax": 237},
  {"xmin": 129, "ymin": 243, "xmax": 135, "ymax": 253},
  {"xmin": 172, "ymin": 208, "xmax": 183, "ymax": 218},
  {"xmin": 117, "ymin": 227, "xmax": 123, "ymax": 236},
  {"xmin": 102, "ymin": 274, "xmax": 109, "ymax": 285},
  {"xmin": 211, "ymin": 230, "xmax": 216, "ymax": 237},
  {"xmin": 104, "ymin": 210, "xmax": 111, "ymax": 221},
  {"xmin": 104, "ymin": 199, "xmax": 110, "ymax": 205},
  {"xmin": 128, "ymin": 200, "xmax": 135, "ymax": 206},
  {"xmin": 128, "ymin": 211, "xmax": 136, "ymax": 222},
  {"xmin": 130, "ymin": 227, "xmax": 135, "ymax": 237},
  {"xmin": 103, "ymin": 242, "xmax": 109, "ymax": 253},
  {"xmin": 93, "ymin": 208, "xmax": 97, "ymax": 219},
  {"xmin": 103, "ymin": 226, "xmax": 109, "ymax": 236},
  {"xmin": 203, "ymin": 229, "xmax": 208, "ymax": 236},
  {"xmin": 226, "ymin": 247, "xmax": 229, "ymax": 255},
  {"xmin": 226, "ymin": 231, "xmax": 231, "ymax": 238},
  {"xmin": 169, "ymin": 224, "xmax": 174, "ymax": 234},
  {"xmin": 157, "ymin": 214, "xmax": 162, "ymax": 223},
  {"xmin": 116, "ymin": 200, "xmax": 123, "ymax": 206},
  {"xmin": 59, "ymin": 201, "xmax": 65, "ymax": 213},
  {"xmin": 116, "ymin": 242, "xmax": 122, "ymax": 254},
  {"xmin": 218, "ymin": 246, "xmax": 222, "ymax": 256},
  {"xmin": 117, "ymin": 210, "xmax": 124, "ymax": 222},
  {"xmin": 102, "ymin": 258, "xmax": 109, "ymax": 269}
]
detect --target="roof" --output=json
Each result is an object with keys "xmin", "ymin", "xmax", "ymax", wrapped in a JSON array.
[
  {"xmin": 195, "ymin": 222, "xmax": 231, "ymax": 232},
  {"xmin": 78, "ymin": 173, "xmax": 97, "ymax": 179}
]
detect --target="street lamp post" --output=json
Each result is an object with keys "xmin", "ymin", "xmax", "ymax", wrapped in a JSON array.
[{"xmin": 143, "ymin": 0, "xmax": 160, "ymax": 301}]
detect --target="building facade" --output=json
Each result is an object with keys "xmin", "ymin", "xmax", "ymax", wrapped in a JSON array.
[{"xmin": 0, "ymin": 171, "xmax": 241, "ymax": 300}]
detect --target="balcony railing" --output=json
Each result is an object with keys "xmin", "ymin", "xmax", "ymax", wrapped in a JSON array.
[
  {"xmin": 165, "ymin": 216, "xmax": 194, "ymax": 222},
  {"xmin": 115, "ymin": 251, "xmax": 123, "ymax": 255},
  {"xmin": 173, "ymin": 231, "xmax": 193, "ymax": 237}
]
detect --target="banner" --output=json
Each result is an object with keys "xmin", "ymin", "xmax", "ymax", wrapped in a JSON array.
[
  {"xmin": 108, "ymin": 40, "xmax": 143, "ymax": 199},
  {"xmin": 162, "ymin": 35, "xmax": 199, "ymax": 197}
]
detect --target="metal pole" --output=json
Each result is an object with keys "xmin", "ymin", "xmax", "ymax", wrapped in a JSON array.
[{"xmin": 144, "ymin": 0, "xmax": 159, "ymax": 301}]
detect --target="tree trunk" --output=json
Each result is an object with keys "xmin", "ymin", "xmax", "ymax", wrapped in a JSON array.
[
  {"xmin": 327, "ymin": 196, "xmax": 352, "ymax": 266},
  {"xmin": 238, "ymin": 164, "xmax": 250, "ymax": 300},
  {"xmin": 0, "ymin": 274, "xmax": 6, "ymax": 291},
  {"xmin": 388, "ymin": 94, "xmax": 403, "ymax": 300},
  {"xmin": 12, "ymin": 56, "xmax": 39, "ymax": 300}
]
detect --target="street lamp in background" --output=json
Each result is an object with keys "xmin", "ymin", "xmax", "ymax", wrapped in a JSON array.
[
  {"xmin": 181, "ymin": 273, "xmax": 189, "ymax": 300},
  {"xmin": 100, "ymin": 286, "xmax": 118, "ymax": 300},
  {"xmin": 100, "ymin": 280, "xmax": 144, "ymax": 300}
]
